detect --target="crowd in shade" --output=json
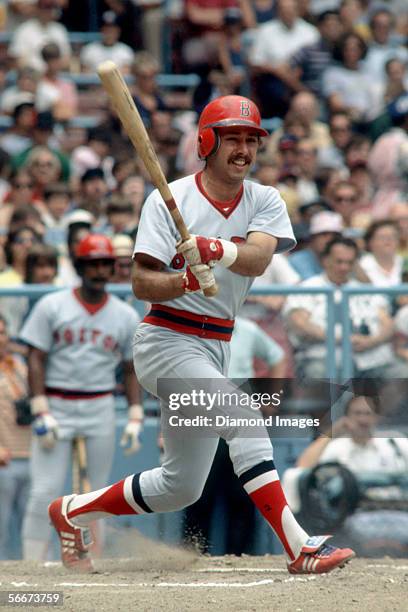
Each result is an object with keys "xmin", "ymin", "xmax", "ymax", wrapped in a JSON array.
[{"xmin": 0, "ymin": 0, "xmax": 407, "ymax": 560}]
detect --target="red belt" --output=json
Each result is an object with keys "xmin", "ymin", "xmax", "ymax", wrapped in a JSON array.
[
  {"xmin": 46, "ymin": 387, "xmax": 113, "ymax": 400},
  {"xmin": 143, "ymin": 304, "xmax": 234, "ymax": 341}
]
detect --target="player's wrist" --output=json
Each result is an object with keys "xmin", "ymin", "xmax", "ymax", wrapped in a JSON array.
[
  {"xmin": 128, "ymin": 403, "xmax": 143, "ymax": 422},
  {"xmin": 30, "ymin": 394, "xmax": 50, "ymax": 416},
  {"xmin": 217, "ymin": 239, "xmax": 238, "ymax": 268}
]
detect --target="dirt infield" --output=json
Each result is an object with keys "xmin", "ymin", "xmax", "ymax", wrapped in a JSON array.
[{"xmin": 0, "ymin": 534, "xmax": 407, "ymax": 612}]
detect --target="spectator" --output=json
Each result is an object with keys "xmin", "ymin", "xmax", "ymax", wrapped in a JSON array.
[
  {"xmin": 217, "ymin": 7, "xmax": 246, "ymax": 94},
  {"xmin": 290, "ymin": 9, "xmax": 344, "ymax": 97},
  {"xmin": 119, "ymin": 174, "xmax": 145, "ymax": 226},
  {"xmin": 0, "ymin": 226, "xmax": 41, "ymax": 338},
  {"xmin": 295, "ymin": 138, "xmax": 320, "ymax": 204},
  {"xmin": 41, "ymin": 182, "xmax": 71, "ymax": 250},
  {"xmin": 0, "ymin": 315, "xmax": 30, "ymax": 560},
  {"xmin": 0, "ymin": 67, "xmax": 39, "ymax": 115},
  {"xmin": 0, "ymin": 102, "xmax": 36, "ymax": 157},
  {"xmin": 71, "ymin": 128, "xmax": 112, "ymax": 181},
  {"xmin": 289, "ymin": 211, "xmax": 344, "ymax": 280},
  {"xmin": 389, "ymin": 201, "xmax": 408, "ymax": 257},
  {"xmin": 249, "ymin": 0, "xmax": 319, "ymax": 117},
  {"xmin": 359, "ymin": 220, "xmax": 403, "ymax": 287},
  {"xmin": 0, "ymin": 225, "xmax": 40, "ymax": 286},
  {"xmin": 0, "ymin": 170, "xmax": 35, "ymax": 234},
  {"xmin": 13, "ymin": 112, "xmax": 70, "ymax": 183},
  {"xmin": 266, "ymin": 92, "xmax": 332, "ymax": 160},
  {"xmin": 383, "ymin": 58, "xmax": 408, "ymax": 106},
  {"xmin": 111, "ymin": 234, "xmax": 133, "ymax": 284},
  {"xmin": 328, "ymin": 180, "xmax": 365, "ymax": 233},
  {"xmin": 181, "ymin": 0, "xmax": 236, "ymax": 72},
  {"xmin": 318, "ymin": 111, "xmax": 353, "ymax": 170},
  {"xmin": 131, "ymin": 51, "xmax": 168, "ymax": 127},
  {"xmin": 98, "ymin": 1, "xmax": 142, "ymax": 52},
  {"xmin": 322, "ymin": 32, "xmax": 382, "ymax": 125},
  {"xmin": 8, "ymin": 204, "xmax": 45, "ymax": 238},
  {"xmin": 338, "ymin": 0, "xmax": 370, "ymax": 41},
  {"xmin": 284, "ymin": 236, "xmax": 403, "ymax": 379},
  {"xmin": 8, "ymin": 0, "xmax": 71, "ymax": 72},
  {"xmin": 105, "ymin": 196, "xmax": 135, "ymax": 235},
  {"xmin": 132, "ymin": 0, "xmax": 165, "ymax": 66},
  {"xmin": 24, "ymin": 145, "xmax": 62, "ymax": 203},
  {"xmin": 25, "ymin": 242, "xmax": 58, "ymax": 284},
  {"xmin": 363, "ymin": 9, "xmax": 408, "ymax": 88},
  {"xmin": 289, "ymin": 395, "xmax": 408, "ymax": 557},
  {"xmin": 368, "ymin": 93, "xmax": 408, "ymax": 218},
  {"xmin": 36, "ymin": 42, "xmax": 78, "ymax": 122},
  {"xmin": 77, "ymin": 168, "xmax": 109, "ymax": 221},
  {"xmin": 80, "ymin": 11, "xmax": 135, "ymax": 75}
]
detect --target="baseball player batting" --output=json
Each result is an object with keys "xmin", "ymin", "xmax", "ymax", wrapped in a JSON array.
[
  {"xmin": 48, "ymin": 96, "xmax": 355, "ymax": 573},
  {"xmin": 20, "ymin": 234, "xmax": 142, "ymax": 562}
]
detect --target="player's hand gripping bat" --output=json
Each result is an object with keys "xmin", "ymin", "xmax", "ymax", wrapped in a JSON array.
[{"xmin": 97, "ymin": 61, "xmax": 218, "ymax": 297}]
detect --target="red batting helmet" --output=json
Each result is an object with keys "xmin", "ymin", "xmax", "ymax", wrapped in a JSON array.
[
  {"xmin": 75, "ymin": 234, "xmax": 115, "ymax": 260},
  {"xmin": 197, "ymin": 95, "xmax": 268, "ymax": 159}
]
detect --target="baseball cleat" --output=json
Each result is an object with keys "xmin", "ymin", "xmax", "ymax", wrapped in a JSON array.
[
  {"xmin": 287, "ymin": 535, "xmax": 355, "ymax": 575},
  {"xmin": 48, "ymin": 495, "xmax": 94, "ymax": 573}
]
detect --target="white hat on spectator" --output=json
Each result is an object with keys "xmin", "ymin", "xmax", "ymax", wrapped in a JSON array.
[
  {"xmin": 309, "ymin": 211, "xmax": 344, "ymax": 236},
  {"xmin": 63, "ymin": 209, "xmax": 95, "ymax": 228},
  {"xmin": 112, "ymin": 234, "xmax": 133, "ymax": 257}
]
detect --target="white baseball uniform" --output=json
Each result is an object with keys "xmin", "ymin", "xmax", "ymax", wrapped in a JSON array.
[
  {"xmin": 67, "ymin": 171, "xmax": 315, "ymax": 564},
  {"xmin": 129, "ymin": 172, "xmax": 296, "ymax": 507},
  {"xmin": 19, "ymin": 288, "xmax": 140, "ymax": 556}
]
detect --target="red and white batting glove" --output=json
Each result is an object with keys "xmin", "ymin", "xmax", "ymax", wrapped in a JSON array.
[
  {"xmin": 182, "ymin": 264, "xmax": 216, "ymax": 293},
  {"xmin": 177, "ymin": 235, "xmax": 238, "ymax": 268},
  {"xmin": 120, "ymin": 404, "xmax": 143, "ymax": 455},
  {"xmin": 31, "ymin": 395, "xmax": 58, "ymax": 450}
]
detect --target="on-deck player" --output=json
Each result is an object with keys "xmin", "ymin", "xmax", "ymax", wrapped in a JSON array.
[
  {"xmin": 20, "ymin": 234, "xmax": 142, "ymax": 562},
  {"xmin": 48, "ymin": 96, "xmax": 355, "ymax": 573}
]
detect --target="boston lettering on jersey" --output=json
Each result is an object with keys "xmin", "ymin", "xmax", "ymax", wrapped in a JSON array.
[{"xmin": 52, "ymin": 327, "xmax": 119, "ymax": 352}]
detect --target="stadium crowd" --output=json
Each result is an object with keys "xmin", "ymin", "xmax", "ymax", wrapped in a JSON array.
[{"xmin": 0, "ymin": 0, "xmax": 407, "ymax": 559}]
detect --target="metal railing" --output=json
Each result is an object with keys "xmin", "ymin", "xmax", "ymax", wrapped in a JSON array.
[{"xmin": 2, "ymin": 283, "xmax": 407, "ymax": 379}]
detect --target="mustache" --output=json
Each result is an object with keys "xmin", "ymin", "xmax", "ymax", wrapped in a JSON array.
[{"xmin": 228, "ymin": 155, "xmax": 251, "ymax": 164}]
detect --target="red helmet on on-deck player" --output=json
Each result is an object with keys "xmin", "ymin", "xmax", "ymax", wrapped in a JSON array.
[
  {"xmin": 197, "ymin": 95, "xmax": 268, "ymax": 160},
  {"xmin": 75, "ymin": 234, "xmax": 115, "ymax": 260}
]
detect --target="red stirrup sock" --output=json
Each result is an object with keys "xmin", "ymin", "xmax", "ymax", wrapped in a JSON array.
[
  {"xmin": 239, "ymin": 461, "xmax": 308, "ymax": 561},
  {"xmin": 67, "ymin": 474, "xmax": 152, "ymax": 526}
]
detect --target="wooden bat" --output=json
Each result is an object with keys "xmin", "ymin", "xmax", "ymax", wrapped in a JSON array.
[
  {"xmin": 97, "ymin": 60, "xmax": 218, "ymax": 297},
  {"xmin": 72, "ymin": 437, "xmax": 91, "ymax": 494}
]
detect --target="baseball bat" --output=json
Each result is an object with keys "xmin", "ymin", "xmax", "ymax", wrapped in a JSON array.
[
  {"xmin": 97, "ymin": 60, "xmax": 218, "ymax": 297},
  {"xmin": 72, "ymin": 437, "xmax": 91, "ymax": 494}
]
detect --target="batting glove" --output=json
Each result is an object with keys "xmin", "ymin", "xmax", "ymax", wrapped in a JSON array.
[
  {"xmin": 182, "ymin": 264, "xmax": 216, "ymax": 293},
  {"xmin": 120, "ymin": 404, "xmax": 143, "ymax": 455},
  {"xmin": 30, "ymin": 395, "xmax": 58, "ymax": 450},
  {"xmin": 177, "ymin": 235, "xmax": 238, "ymax": 268}
]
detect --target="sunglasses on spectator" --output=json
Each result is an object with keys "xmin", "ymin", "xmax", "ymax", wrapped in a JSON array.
[
  {"xmin": 14, "ymin": 236, "xmax": 36, "ymax": 245},
  {"xmin": 32, "ymin": 160, "xmax": 55, "ymax": 167},
  {"xmin": 334, "ymin": 195, "xmax": 357, "ymax": 202},
  {"xmin": 14, "ymin": 182, "xmax": 34, "ymax": 189}
]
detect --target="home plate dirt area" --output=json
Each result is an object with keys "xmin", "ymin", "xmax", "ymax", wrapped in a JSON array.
[{"xmin": 0, "ymin": 538, "xmax": 407, "ymax": 612}]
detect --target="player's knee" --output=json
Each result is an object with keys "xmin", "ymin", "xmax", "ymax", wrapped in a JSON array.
[{"xmin": 166, "ymin": 480, "xmax": 205, "ymax": 509}]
